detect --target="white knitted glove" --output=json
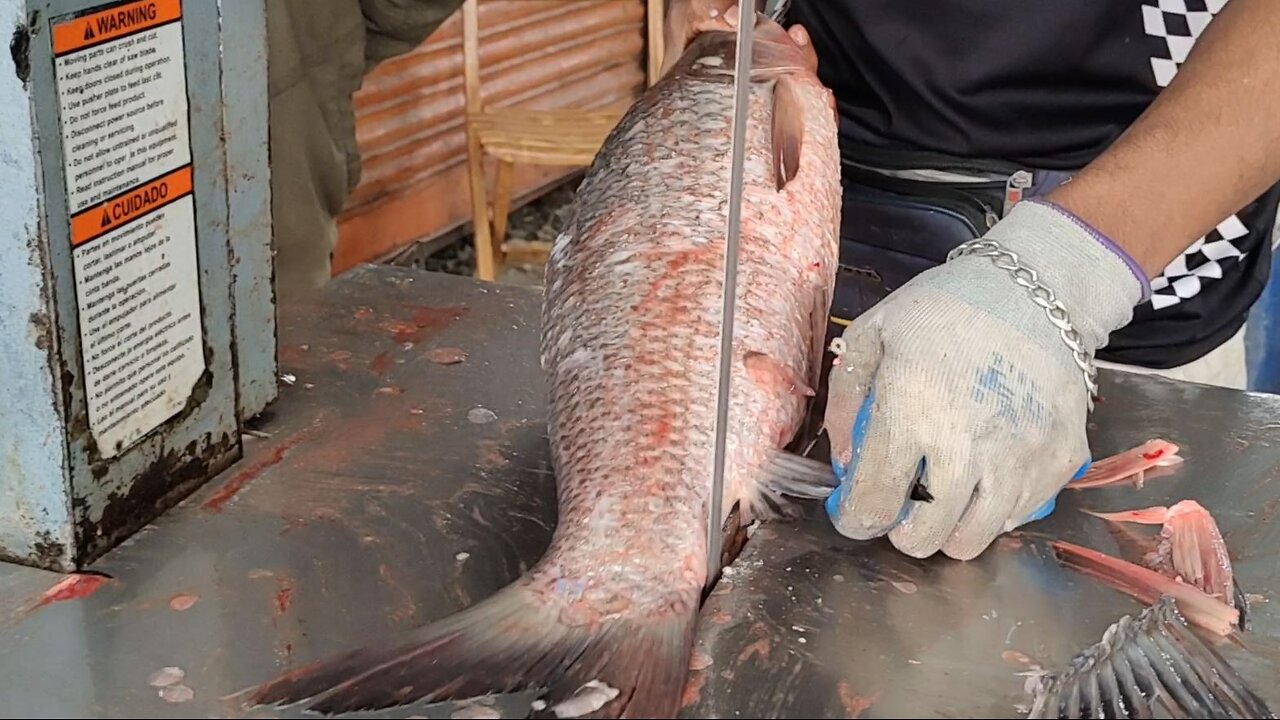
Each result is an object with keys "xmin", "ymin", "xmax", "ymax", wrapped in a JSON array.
[{"xmin": 823, "ymin": 199, "xmax": 1149, "ymax": 560}]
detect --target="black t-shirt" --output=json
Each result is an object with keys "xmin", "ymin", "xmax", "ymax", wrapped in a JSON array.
[{"xmin": 789, "ymin": 0, "xmax": 1280, "ymax": 369}]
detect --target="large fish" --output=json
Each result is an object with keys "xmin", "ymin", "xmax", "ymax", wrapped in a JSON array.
[{"xmin": 242, "ymin": 5, "xmax": 842, "ymax": 718}]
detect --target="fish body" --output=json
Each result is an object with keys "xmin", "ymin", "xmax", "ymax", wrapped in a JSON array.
[
  {"xmin": 537, "ymin": 10, "xmax": 840, "ymax": 607},
  {"xmin": 243, "ymin": 9, "xmax": 841, "ymax": 719}
]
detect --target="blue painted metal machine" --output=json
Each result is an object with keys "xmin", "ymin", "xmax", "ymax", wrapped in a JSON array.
[{"xmin": 0, "ymin": 0, "xmax": 275, "ymax": 572}]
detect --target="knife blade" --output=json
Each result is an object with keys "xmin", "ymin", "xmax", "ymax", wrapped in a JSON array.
[{"xmin": 706, "ymin": 4, "xmax": 756, "ymax": 590}]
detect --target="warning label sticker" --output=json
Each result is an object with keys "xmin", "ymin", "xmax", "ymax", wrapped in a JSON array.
[{"xmin": 52, "ymin": 0, "xmax": 205, "ymax": 459}]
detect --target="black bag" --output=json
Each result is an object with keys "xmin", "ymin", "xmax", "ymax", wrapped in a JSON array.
[{"xmin": 831, "ymin": 146, "xmax": 1076, "ymax": 325}]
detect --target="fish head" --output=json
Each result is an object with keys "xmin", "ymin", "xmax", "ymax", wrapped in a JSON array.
[
  {"xmin": 665, "ymin": 6, "xmax": 820, "ymax": 83},
  {"xmin": 660, "ymin": 0, "xmax": 741, "ymax": 77}
]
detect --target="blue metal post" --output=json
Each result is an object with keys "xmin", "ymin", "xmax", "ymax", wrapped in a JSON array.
[{"xmin": 1246, "ymin": 217, "xmax": 1280, "ymax": 393}]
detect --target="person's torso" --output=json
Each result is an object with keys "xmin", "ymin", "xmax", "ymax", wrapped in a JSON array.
[
  {"xmin": 787, "ymin": 0, "xmax": 1280, "ymax": 369},
  {"xmin": 788, "ymin": 0, "xmax": 1200, "ymax": 169}
]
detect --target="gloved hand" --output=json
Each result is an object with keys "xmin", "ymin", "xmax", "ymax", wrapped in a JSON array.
[{"xmin": 822, "ymin": 199, "xmax": 1150, "ymax": 560}]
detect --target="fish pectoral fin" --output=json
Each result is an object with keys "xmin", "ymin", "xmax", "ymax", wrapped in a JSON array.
[
  {"xmin": 1165, "ymin": 500, "xmax": 1241, "ymax": 620},
  {"xmin": 1027, "ymin": 596, "xmax": 1274, "ymax": 719},
  {"xmin": 238, "ymin": 584, "xmax": 699, "ymax": 719},
  {"xmin": 1068, "ymin": 438, "xmax": 1183, "ymax": 490},
  {"xmin": 744, "ymin": 351, "xmax": 815, "ymax": 397},
  {"xmin": 1085, "ymin": 506, "xmax": 1171, "ymax": 525},
  {"xmin": 1050, "ymin": 539, "xmax": 1239, "ymax": 637},
  {"xmin": 1086, "ymin": 500, "xmax": 1244, "ymax": 626},
  {"xmin": 771, "ymin": 77, "xmax": 804, "ymax": 192},
  {"xmin": 764, "ymin": 450, "xmax": 837, "ymax": 500}
]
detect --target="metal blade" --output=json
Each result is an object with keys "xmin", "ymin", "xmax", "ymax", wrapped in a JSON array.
[{"xmin": 706, "ymin": 6, "xmax": 755, "ymax": 590}]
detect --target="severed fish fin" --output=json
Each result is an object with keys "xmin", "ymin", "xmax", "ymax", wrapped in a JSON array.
[
  {"xmin": 1085, "ymin": 506, "xmax": 1171, "ymax": 525},
  {"xmin": 1163, "ymin": 500, "xmax": 1237, "ymax": 614},
  {"xmin": 744, "ymin": 351, "xmax": 814, "ymax": 397},
  {"xmin": 771, "ymin": 77, "xmax": 804, "ymax": 192},
  {"xmin": 1069, "ymin": 438, "xmax": 1183, "ymax": 490},
  {"xmin": 1050, "ymin": 540, "xmax": 1239, "ymax": 637},
  {"xmin": 763, "ymin": 450, "xmax": 837, "ymax": 500},
  {"xmin": 1027, "ymin": 595, "xmax": 1275, "ymax": 719},
  {"xmin": 239, "ymin": 584, "xmax": 698, "ymax": 718},
  {"xmin": 1090, "ymin": 499, "xmax": 1239, "ymax": 609},
  {"xmin": 1085, "ymin": 500, "xmax": 1243, "ymax": 626}
]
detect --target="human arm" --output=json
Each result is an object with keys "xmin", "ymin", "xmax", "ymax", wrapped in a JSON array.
[
  {"xmin": 361, "ymin": 0, "xmax": 466, "ymax": 70},
  {"xmin": 822, "ymin": 0, "xmax": 1280, "ymax": 560},
  {"xmin": 1048, "ymin": 0, "xmax": 1280, "ymax": 279}
]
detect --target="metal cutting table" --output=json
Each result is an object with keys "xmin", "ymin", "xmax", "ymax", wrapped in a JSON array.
[{"xmin": 1, "ymin": 265, "xmax": 1278, "ymax": 719}]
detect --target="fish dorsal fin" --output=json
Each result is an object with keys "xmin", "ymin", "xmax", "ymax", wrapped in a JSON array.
[{"xmin": 772, "ymin": 76, "xmax": 804, "ymax": 192}]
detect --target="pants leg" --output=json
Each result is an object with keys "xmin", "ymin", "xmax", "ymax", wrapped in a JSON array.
[{"xmin": 265, "ymin": 0, "xmax": 366, "ymax": 302}]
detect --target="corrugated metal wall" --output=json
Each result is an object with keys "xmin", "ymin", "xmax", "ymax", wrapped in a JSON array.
[{"xmin": 333, "ymin": 0, "xmax": 650, "ymax": 274}]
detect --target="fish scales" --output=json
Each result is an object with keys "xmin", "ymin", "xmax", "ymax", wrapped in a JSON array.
[
  {"xmin": 539, "ymin": 35, "xmax": 840, "ymax": 615},
  {"xmin": 242, "ymin": 11, "xmax": 841, "ymax": 720}
]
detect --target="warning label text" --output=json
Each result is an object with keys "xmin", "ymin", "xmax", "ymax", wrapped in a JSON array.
[
  {"xmin": 54, "ymin": 0, "xmax": 189, "ymax": 214},
  {"xmin": 51, "ymin": 0, "xmax": 205, "ymax": 458}
]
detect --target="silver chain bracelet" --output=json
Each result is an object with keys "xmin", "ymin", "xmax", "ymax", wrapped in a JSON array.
[{"xmin": 947, "ymin": 238, "xmax": 1099, "ymax": 410}]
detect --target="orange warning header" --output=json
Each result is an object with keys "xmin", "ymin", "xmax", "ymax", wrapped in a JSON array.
[
  {"xmin": 53, "ymin": 0, "xmax": 182, "ymax": 57},
  {"xmin": 71, "ymin": 165, "xmax": 192, "ymax": 246}
]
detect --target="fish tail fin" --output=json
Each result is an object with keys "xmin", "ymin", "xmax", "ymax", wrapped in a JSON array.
[
  {"xmin": 239, "ymin": 583, "xmax": 699, "ymax": 719},
  {"xmin": 1028, "ymin": 596, "xmax": 1274, "ymax": 719}
]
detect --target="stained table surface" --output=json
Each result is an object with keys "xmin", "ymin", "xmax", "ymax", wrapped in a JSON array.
[{"xmin": 1, "ymin": 265, "xmax": 1277, "ymax": 719}]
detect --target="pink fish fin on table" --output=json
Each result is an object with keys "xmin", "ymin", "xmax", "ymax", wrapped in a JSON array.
[
  {"xmin": 1083, "ymin": 506, "xmax": 1170, "ymax": 525},
  {"xmin": 1027, "ymin": 596, "xmax": 1275, "ymax": 719},
  {"xmin": 1068, "ymin": 439, "xmax": 1183, "ymax": 490},
  {"xmin": 1049, "ymin": 540, "xmax": 1238, "ymax": 637},
  {"xmin": 1089, "ymin": 509, "xmax": 1164, "ymax": 562},
  {"xmin": 1164, "ymin": 500, "xmax": 1239, "ymax": 613},
  {"xmin": 238, "ymin": 584, "xmax": 698, "ymax": 719},
  {"xmin": 1084, "ymin": 500, "xmax": 1248, "ymax": 627}
]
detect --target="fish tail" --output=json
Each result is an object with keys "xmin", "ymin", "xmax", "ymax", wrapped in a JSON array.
[
  {"xmin": 1028, "ymin": 596, "xmax": 1275, "ymax": 719},
  {"xmin": 239, "ymin": 583, "xmax": 699, "ymax": 718}
]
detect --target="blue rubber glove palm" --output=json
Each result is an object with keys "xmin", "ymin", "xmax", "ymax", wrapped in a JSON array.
[{"xmin": 822, "ymin": 200, "xmax": 1147, "ymax": 560}]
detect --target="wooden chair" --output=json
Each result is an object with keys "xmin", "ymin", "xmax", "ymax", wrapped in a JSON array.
[{"xmin": 462, "ymin": 0, "xmax": 666, "ymax": 281}]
